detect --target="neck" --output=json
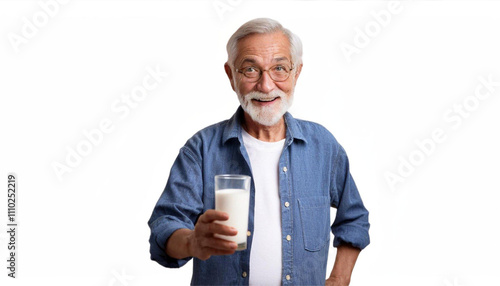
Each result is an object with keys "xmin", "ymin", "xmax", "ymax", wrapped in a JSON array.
[{"xmin": 242, "ymin": 112, "xmax": 286, "ymax": 142}]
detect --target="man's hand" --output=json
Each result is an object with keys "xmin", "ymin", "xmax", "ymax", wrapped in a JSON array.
[
  {"xmin": 325, "ymin": 276, "xmax": 349, "ymax": 286},
  {"xmin": 187, "ymin": 210, "xmax": 239, "ymax": 260},
  {"xmin": 325, "ymin": 244, "xmax": 360, "ymax": 286},
  {"xmin": 166, "ymin": 210, "xmax": 238, "ymax": 261}
]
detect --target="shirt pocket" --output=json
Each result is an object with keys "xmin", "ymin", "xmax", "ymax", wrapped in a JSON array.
[{"xmin": 298, "ymin": 196, "xmax": 330, "ymax": 252}]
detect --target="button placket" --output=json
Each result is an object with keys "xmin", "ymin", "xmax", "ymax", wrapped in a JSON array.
[{"xmin": 279, "ymin": 149, "xmax": 293, "ymax": 285}]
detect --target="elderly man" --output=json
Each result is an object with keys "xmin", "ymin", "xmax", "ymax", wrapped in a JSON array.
[{"xmin": 148, "ymin": 18, "xmax": 370, "ymax": 285}]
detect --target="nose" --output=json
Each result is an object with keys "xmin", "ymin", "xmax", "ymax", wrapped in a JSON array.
[{"xmin": 255, "ymin": 70, "xmax": 276, "ymax": 94}]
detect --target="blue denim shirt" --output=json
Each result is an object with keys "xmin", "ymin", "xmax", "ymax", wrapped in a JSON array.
[{"xmin": 148, "ymin": 107, "xmax": 370, "ymax": 285}]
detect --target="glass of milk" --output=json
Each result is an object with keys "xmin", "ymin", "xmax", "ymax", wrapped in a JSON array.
[{"xmin": 214, "ymin": 174, "xmax": 251, "ymax": 251}]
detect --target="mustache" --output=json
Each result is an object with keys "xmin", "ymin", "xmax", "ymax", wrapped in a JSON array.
[{"xmin": 246, "ymin": 90, "xmax": 285, "ymax": 101}]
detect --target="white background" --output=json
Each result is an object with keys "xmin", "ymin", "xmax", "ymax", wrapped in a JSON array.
[{"xmin": 1, "ymin": 1, "xmax": 500, "ymax": 285}]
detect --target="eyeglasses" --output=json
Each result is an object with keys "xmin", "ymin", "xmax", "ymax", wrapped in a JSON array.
[{"xmin": 236, "ymin": 63, "xmax": 294, "ymax": 82}]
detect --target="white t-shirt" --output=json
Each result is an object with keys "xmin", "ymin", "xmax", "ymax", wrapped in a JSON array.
[{"xmin": 242, "ymin": 129, "xmax": 285, "ymax": 286}]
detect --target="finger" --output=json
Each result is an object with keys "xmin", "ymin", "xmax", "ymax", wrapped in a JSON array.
[
  {"xmin": 200, "ymin": 237, "xmax": 238, "ymax": 251},
  {"xmin": 208, "ymin": 222, "xmax": 238, "ymax": 236},
  {"xmin": 199, "ymin": 209, "xmax": 229, "ymax": 223},
  {"xmin": 195, "ymin": 217, "xmax": 236, "ymax": 238},
  {"xmin": 204, "ymin": 247, "xmax": 236, "ymax": 256},
  {"xmin": 197, "ymin": 247, "xmax": 236, "ymax": 261}
]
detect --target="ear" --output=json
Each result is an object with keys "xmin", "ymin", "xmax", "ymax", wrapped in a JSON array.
[
  {"xmin": 294, "ymin": 63, "xmax": 303, "ymax": 81},
  {"xmin": 224, "ymin": 63, "xmax": 236, "ymax": 91}
]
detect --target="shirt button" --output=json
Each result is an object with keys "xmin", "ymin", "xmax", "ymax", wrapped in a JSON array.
[
  {"xmin": 284, "ymin": 201, "xmax": 290, "ymax": 208},
  {"xmin": 247, "ymin": 231, "xmax": 251, "ymax": 237},
  {"xmin": 286, "ymin": 235, "xmax": 291, "ymax": 241},
  {"xmin": 286, "ymin": 274, "xmax": 291, "ymax": 281},
  {"xmin": 283, "ymin": 166, "xmax": 288, "ymax": 172},
  {"xmin": 242, "ymin": 271, "xmax": 247, "ymax": 278}
]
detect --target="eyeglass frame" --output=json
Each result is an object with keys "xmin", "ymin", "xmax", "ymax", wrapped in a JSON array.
[{"xmin": 235, "ymin": 62, "xmax": 295, "ymax": 82}]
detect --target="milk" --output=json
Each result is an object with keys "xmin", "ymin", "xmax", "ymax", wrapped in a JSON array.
[{"xmin": 215, "ymin": 188, "xmax": 250, "ymax": 250}]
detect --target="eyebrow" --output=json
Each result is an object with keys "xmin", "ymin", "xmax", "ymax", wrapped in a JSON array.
[
  {"xmin": 239, "ymin": 57, "xmax": 291, "ymax": 66},
  {"xmin": 240, "ymin": 58, "xmax": 257, "ymax": 65},
  {"xmin": 273, "ymin": 57, "xmax": 289, "ymax": 63}
]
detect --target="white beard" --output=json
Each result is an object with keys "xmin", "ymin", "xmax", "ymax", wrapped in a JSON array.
[{"xmin": 237, "ymin": 89, "xmax": 294, "ymax": 127}]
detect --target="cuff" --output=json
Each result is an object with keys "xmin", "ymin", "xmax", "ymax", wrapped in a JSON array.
[
  {"xmin": 332, "ymin": 224, "xmax": 370, "ymax": 250},
  {"xmin": 149, "ymin": 216, "xmax": 194, "ymax": 268}
]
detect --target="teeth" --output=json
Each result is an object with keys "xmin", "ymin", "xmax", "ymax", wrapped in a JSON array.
[{"xmin": 257, "ymin": 98, "xmax": 276, "ymax": 102}]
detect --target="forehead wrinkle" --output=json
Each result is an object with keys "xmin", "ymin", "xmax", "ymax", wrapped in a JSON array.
[
  {"xmin": 237, "ymin": 53, "xmax": 291, "ymax": 67},
  {"xmin": 235, "ymin": 32, "xmax": 291, "ymax": 67}
]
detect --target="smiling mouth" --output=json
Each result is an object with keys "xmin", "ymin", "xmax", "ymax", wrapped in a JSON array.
[{"xmin": 253, "ymin": 97, "xmax": 279, "ymax": 103}]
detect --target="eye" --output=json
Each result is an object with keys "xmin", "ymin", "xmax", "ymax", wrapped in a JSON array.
[
  {"xmin": 273, "ymin": 65, "xmax": 286, "ymax": 72},
  {"xmin": 243, "ymin": 66, "xmax": 258, "ymax": 73}
]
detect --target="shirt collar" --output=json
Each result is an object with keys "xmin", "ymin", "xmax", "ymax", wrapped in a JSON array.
[{"xmin": 222, "ymin": 106, "xmax": 308, "ymax": 145}]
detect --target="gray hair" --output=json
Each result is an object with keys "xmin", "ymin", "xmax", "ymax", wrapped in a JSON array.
[{"xmin": 226, "ymin": 18, "xmax": 303, "ymax": 68}]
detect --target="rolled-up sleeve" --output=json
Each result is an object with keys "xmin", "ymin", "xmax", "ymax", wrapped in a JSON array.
[
  {"xmin": 330, "ymin": 145, "xmax": 370, "ymax": 250},
  {"xmin": 148, "ymin": 145, "xmax": 204, "ymax": 268}
]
